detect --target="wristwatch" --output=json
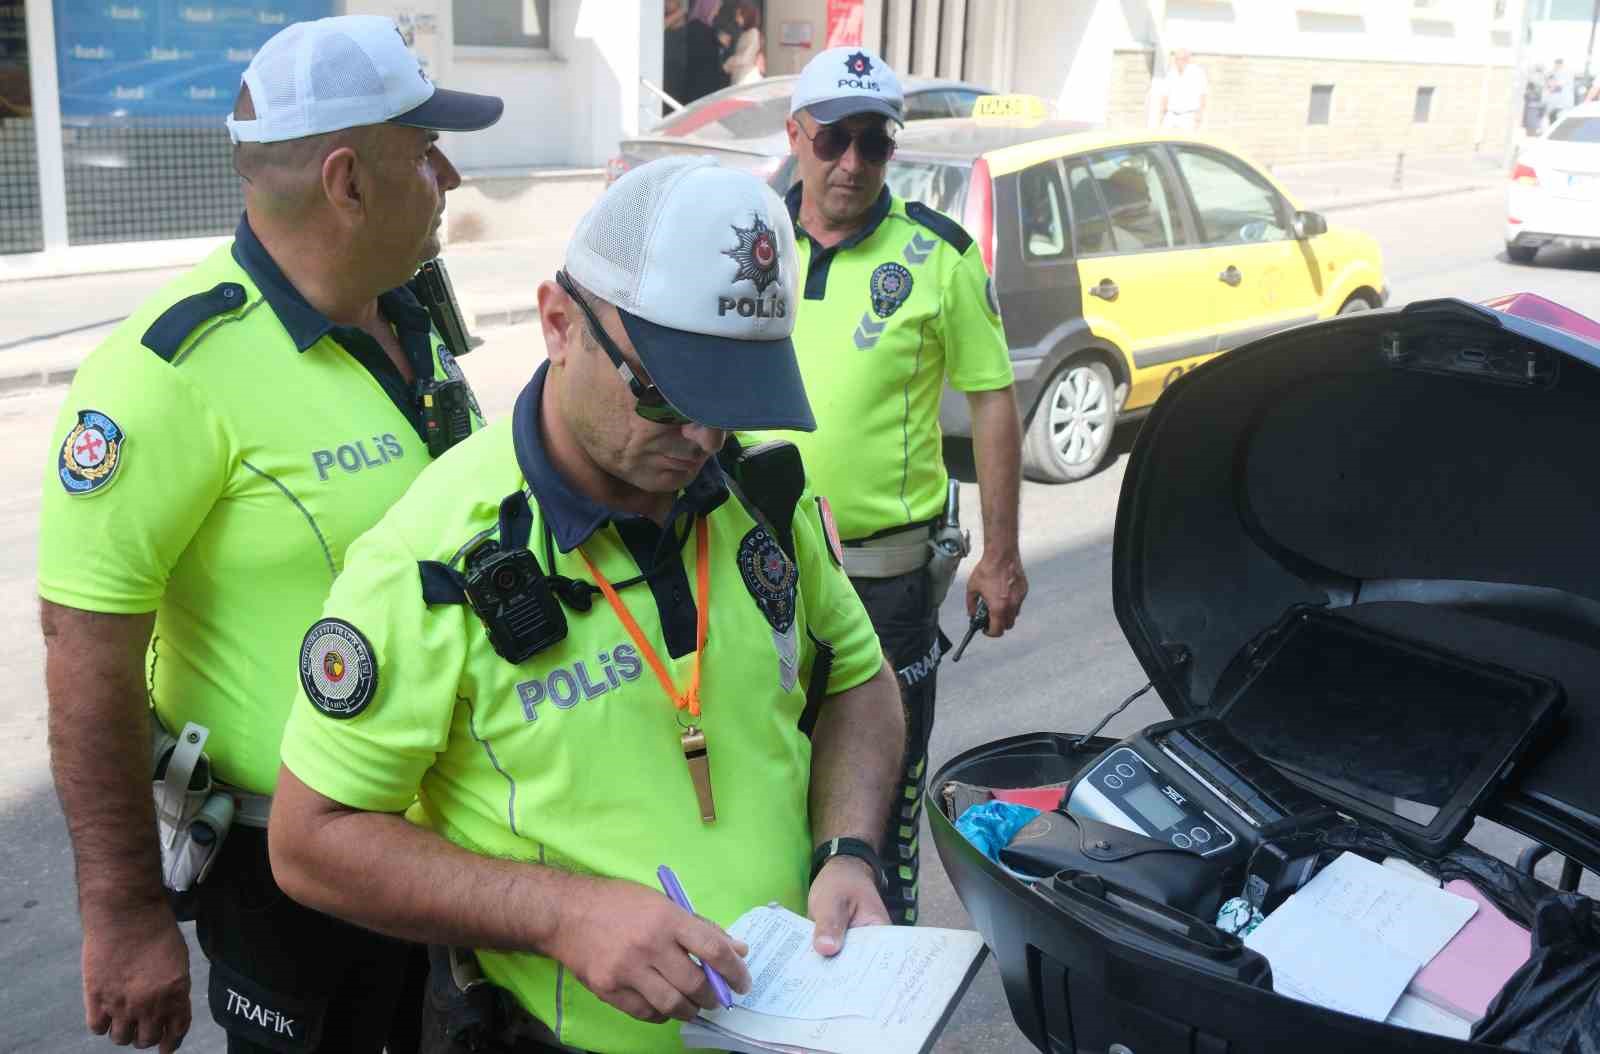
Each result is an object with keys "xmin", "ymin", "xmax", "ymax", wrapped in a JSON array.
[{"xmin": 810, "ymin": 837, "xmax": 887, "ymax": 892}]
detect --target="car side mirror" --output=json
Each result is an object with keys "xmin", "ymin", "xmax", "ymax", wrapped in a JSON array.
[{"xmin": 1293, "ymin": 210, "xmax": 1328, "ymax": 239}]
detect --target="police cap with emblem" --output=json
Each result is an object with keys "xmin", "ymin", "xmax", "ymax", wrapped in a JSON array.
[
  {"xmin": 563, "ymin": 156, "xmax": 815, "ymax": 433},
  {"xmin": 790, "ymin": 45, "xmax": 904, "ymax": 126},
  {"xmin": 225, "ymin": 14, "xmax": 503, "ymax": 144}
]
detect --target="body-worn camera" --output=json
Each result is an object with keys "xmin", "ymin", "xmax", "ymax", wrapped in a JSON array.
[
  {"xmin": 462, "ymin": 545, "xmax": 568, "ymax": 663},
  {"xmin": 419, "ymin": 377, "xmax": 475, "ymax": 458}
]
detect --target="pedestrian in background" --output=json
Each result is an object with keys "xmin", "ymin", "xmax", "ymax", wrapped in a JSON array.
[
  {"xmin": 684, "ymin": 0, "xmax": 728, "ymax": 104},
  {"xmin": 1543, "ymin": 58, "xmax": 1575, "ymax": 131},
  {"xmin": 723, "ymin": 1, "xmax": 765, "ymax": 85},
  {"xmin": 1160, "ymin": 48, "xmax": 1208, "ymax": 130},
  {"xmin": 38, "ymin": 15, "xmax": 500, "ymax": 1054},
  {"xmin": 663, "ymin": 0, "xmax": 690, "ymax": 114},
  {"xmin": 1524, "ymin": 65, "xmax": 1547, "ymax": 137}
]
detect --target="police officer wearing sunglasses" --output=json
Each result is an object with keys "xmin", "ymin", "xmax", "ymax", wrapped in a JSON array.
[
  {"xmin": 759, "ymin": 47, "xmax": 1029, "ymax": 927},
  {"xmin": 267, "ymin": 156, "xmax": 906, "ymax": 1053}
]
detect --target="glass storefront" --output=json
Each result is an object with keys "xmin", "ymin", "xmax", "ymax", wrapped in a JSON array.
[
  {"xmin": 49, "ymin": 0, "xmax": 332, "ymax": 246},
  {"xmin": 0, "ymin": 0, "xmax": 43, "ymax": 254}
]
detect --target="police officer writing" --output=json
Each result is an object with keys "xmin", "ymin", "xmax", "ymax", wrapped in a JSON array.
[
  {"xmin": 38, "ymin": 16, "xmax": 501, "ymax": 1054},
  {"xmin": 266, "ymin": 157, "xmax": 906, "ymax": 1054},
  {"xmin": 767, "ymin": 47, "xmax": 1028, "ymax": 925}
]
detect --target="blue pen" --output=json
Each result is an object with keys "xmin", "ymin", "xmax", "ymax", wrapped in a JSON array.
[{"xmin": 657, "ymin": 864, "xmax": 736, "ymax": 1009}]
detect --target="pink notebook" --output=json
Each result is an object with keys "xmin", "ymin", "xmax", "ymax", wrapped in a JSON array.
[{"xmin": 1407, "ymin": 880, "xmax": 1532, "ymax": 1021}]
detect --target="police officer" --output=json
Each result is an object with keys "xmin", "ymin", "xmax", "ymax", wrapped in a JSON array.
[
  {"xmin": 266, "ymin": 156, "xmax": 906, "ymax": 1054},
  {"xmin": 767, "ymin": 47, "xmax": 1029, "ymax": 926},
  {"xmin": 38, "ymin": 16, "xmax": 501, "ymax": 1054}
]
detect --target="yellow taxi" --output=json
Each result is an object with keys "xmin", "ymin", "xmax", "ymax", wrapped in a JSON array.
[{"xmin": 874, "ymin": 96, "xmax": 1389, "ymax": 481}]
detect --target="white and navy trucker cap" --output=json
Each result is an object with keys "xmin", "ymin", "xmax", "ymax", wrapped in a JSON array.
[
  {"xmin": 789, "ymin": 46, "xmax": 904, "ymax": 125},
  {"xmin": 564, "ymin": 156, "xmax": 814, "ymax": 433},
  {"xmin": 226, "ymin": 15, "xmax": 502, "ymax": 144}
]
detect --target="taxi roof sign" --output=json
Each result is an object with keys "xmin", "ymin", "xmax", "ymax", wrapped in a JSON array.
[{"xmin": 972, "ymin": 94, "xmax": 1051, "ymax": 121}]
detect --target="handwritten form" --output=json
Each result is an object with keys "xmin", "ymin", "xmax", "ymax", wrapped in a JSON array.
[
  {"xmin": 682, "ymin": 905, "xmax": 986, "ymax": 1054},
  {"xmin": 1244, "ymin": 852, "xmax": 1478, "ymax": 1022}
]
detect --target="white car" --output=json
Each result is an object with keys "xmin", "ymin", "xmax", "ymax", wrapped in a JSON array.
[{"xmin": 1506, "ymin": 102, "xmax": 1600, "ymax": 263}]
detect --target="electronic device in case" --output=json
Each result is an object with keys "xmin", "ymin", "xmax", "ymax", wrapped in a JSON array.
[
  {"xmin": 1065, "ymin": 716, "xmax": 1334, "ymax": 875},
  {"xmin": 462, "ymin": 544, "xmax": 568, "ymax": 663}
]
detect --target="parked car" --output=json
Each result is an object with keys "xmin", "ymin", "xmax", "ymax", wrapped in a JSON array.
[
  {"xmin": 880, "ymin": 115, "xmax": 1387, "ymax": 482},
  {"xmin": 606, "ymin": 74, "xmax": 993, "ymax": 187},
  {"xmin": 1506, "ymin": 102, "xmax": 1600, "ymax": 264}
]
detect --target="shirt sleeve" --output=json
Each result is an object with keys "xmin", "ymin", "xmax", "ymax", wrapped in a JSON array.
[
  {"xmin": 941, "ymin": 244, "xmax": 1015, "ymax": 393},
  {"xmin": 37, "ymin": 339, "xmax": 231, "ymax": 613},
  {"xmin": 791, "ymin": 495, "xmax": 884, "ymax": 696},
  {"xmin": 279, "ymin": 522, "xmax": 468, "ymax": 813}
]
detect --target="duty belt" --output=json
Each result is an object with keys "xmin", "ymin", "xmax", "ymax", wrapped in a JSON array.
[
  {"xmin": 217, "ymin": 782, "xmax": 273, "ymax": 828},
  {"xmin": 842, "ymin": 523, "xmax": 934, "ymax": 579}
]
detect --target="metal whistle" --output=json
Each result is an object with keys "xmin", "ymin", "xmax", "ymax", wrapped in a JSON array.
[{"xmin": 681, "ymin": 726, "xmax": 717, "ymax": 823}]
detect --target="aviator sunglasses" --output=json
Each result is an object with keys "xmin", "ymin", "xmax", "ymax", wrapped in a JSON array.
[
  {"xmin": 555, "ymin": 270, "xmax": 696, "ymax": 427},
  {"xmin": 797, "ymin": 119, "xmax": 897, "ymax": 165}
]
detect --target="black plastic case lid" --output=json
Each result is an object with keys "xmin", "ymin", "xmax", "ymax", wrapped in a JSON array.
[{"xmin": 1112, "ymin": 299, "xmax": 1600, "ymax": 864}]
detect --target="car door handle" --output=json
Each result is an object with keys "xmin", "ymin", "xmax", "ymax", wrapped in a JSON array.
[
  {"xmin": 1089, "ymin": 279, "xmax": 1119, "ymax": 301},
  {"xmin": 1218, "ymin": 266, "xmax": 1242, "ymax": 287}
]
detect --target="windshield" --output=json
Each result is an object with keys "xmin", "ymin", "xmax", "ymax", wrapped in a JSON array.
[
  {"xmin": 1549, "ymin": 117, "xmax": 1600, "ymax": 144},
  {"xmin": 885, "ymin": 160, "xmax": 971, "ymax": 218}
]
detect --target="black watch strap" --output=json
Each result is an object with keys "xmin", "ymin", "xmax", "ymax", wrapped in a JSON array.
[{"xmin": 810, "ymin": 837, "xmax": 886, "ymax": 891}]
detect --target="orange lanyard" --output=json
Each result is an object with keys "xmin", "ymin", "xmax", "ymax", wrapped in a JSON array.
[{"xmin": 577, "ymin": 517, "xmax": 711, "ymax": 719}]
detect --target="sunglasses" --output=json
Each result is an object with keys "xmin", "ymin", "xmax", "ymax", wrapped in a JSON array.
[
  {"xmin": 797, "ymin": 119, "xmax": 896, "ymax": 165},
  {"xmin": 555, "ymin": 270, "xmax": 695, "ymax": 427}
]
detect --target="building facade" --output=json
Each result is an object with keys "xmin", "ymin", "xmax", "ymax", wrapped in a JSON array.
[{"xmin": 3, "ymin": 0, "xmax": 1575, "ymax": 276}]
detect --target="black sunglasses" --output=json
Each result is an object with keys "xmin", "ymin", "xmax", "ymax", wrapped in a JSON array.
[
  {"xmin": 555, "ymin": 270, "xmax": 695, "ymax": 427},
  {"xmin": 797, "ymin": 119, "xmax": 896, "ymax": 165}
]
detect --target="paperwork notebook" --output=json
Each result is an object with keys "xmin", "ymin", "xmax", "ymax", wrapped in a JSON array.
[
  {"xmin": 679, "ymin": 905, "xmax": 987, "ymax": 1054},
  {"xmin": 1407, "ymin": 879, "xmax": 1531, "ymax": 1021}
]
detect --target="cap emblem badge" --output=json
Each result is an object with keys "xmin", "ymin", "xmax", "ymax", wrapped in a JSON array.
[
  {"xmin": 845, "ymin": 51, "xmax": 874, "ymax": 78},
  {"xmin": 724, "ymin": 214, "xmax": 781, "ymax": 294}
]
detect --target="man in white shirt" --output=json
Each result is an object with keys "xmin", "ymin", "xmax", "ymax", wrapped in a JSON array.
[{"xmin": 1160, "ymin": 48, "xmax": 1208, "ymax": 131}]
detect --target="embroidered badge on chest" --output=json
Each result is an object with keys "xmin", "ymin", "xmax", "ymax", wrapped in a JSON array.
[
  {"xmin": 869, "ymin": 262, "xmax": 913, "ymax": 319},
  {"xmin": 737, "ymin": 526, "xmax": 797, "ymax": 634},
  {"xmin": 298, "ymin": 618, "xmax": 379, "ymax": 719},
  {"xmin": 58, "ymin": 410, "xmax": 125, "ymax": 496}
]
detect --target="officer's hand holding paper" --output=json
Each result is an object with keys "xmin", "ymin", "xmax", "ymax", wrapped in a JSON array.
[{"xmin": 679, "ymin": 904, "xmax": 986, "ymax": 1054}]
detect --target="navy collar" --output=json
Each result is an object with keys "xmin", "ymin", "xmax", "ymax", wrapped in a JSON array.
[
  {"xmin": 511, "ymin": 361, "xmax": 729, "ymax": 553},
  {"xmin": 784, "ymin": 183, "xmax": 894, "ymax": 252},
  {"xmin": 230, "ymin": 213, "xmax": 432, "ymax": 353}
]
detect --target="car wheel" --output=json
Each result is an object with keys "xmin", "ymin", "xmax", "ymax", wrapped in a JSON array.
[
  {"xmin": 1338, "ymin": 294, "xmax": 1375, "ymax": 314},
  {"xmin": 1023, "ymin": 359, "xmax": 1116, "ymax": 484},
  {"xmin": 1506, "ymin": 243, "xmax": 1538, "ymax": 264}
]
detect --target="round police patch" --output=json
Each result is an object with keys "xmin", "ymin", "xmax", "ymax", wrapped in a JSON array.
[
  {"xmin": 58, "ymin": 410, "xmax": 125, "ymax": 496},
  {"xmin": 737, "ymin": 527, "xmax": 797, "ymax": 634},
  {"xmin": 298, "ymin": 618, "xmax": 379, "ymax": 719},
  {"xmin": 870, "ymin": 262, "xmax": 913, "ymax": 319}
]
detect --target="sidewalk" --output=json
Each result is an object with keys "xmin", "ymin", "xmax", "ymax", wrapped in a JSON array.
[
  {"xmin": 1269, "ymin": 150, "xmax": 1506, "ymax": 212},
  {"xmin": 0, "ymin": 149, "xmax": 1508, "ymax": 392}
]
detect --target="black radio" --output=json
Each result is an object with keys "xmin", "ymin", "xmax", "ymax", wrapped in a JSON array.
[
  {"xmin": 419, "ymin": 377, "xmax": 474, "ymax": 458},
  {"xmin": 462, "ymin": 543, "xmax": 568, "ymax": 663},
  {"xmin": 1065, "ymin": 717, "xmax": 1334, "ymax": 880}
]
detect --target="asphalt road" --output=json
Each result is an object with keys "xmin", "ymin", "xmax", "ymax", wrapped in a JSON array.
[{"xmin": 2, "ymin": 187, "xmax": 1598, "ymax": 1054}]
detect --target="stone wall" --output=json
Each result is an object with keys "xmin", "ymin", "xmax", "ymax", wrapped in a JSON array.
[{"xmin": 1107, "ymin": 50, "xmax": 1515, "ymax": 166}]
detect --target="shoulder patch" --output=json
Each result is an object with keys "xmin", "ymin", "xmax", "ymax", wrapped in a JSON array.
[
  {"xmin": 815, "ymin": 496, "xmax": 843, "ymax": 568},
  {"xmin": 141, "ymin": 282, "xmax": 248, "ymax": 362},
  {"xmin": 58, "ymin": 409, "xmax": 125, "ymax": 496},
  {"xmin": 298, "ymin": 618, "xmax": 379, "ymax": 719},
  {"xmin": 905, "ymin": 201, "xmax": 974, "ymax": 255}
]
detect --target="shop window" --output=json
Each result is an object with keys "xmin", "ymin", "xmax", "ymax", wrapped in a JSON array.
[
  {"xmin": 455, "ymin": 0, "xmax": 552, "ymax": 50},
  {"xmin": 1414, "ymin": 86, "xmax": 1434, "ymax": 123},
  {"xmin": 0, "ymin": 0, "xmax": 42, "ymax": 254},
  {"xmin": 1308, "ymin": 84, "xmax": 1334, "ymax": 125}
]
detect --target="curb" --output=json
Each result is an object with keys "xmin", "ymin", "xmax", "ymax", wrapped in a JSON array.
[{"xmin": 1314, "ymin": 181, "xmax": 1500, "ymax": 212}]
